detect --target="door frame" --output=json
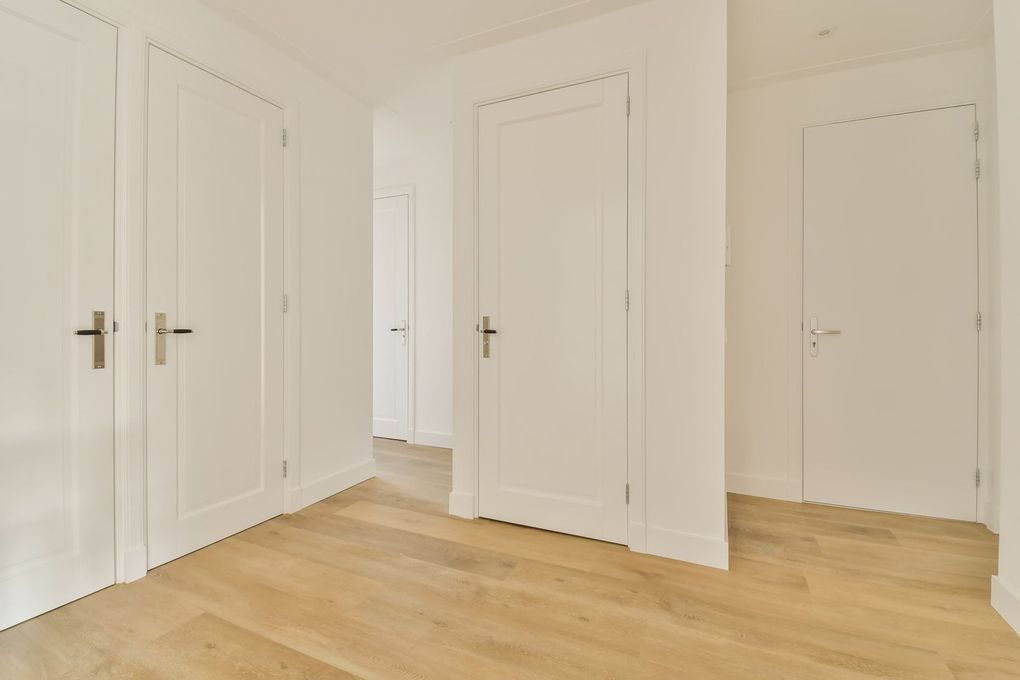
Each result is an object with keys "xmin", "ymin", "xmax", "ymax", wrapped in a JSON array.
[
  {"xmin": 788, "ymin": 100, "xmax": 991, "ymax": 525},
  {"xmin": 373, "ymin": 185, "xmax": 417, "ymax": 444},
  {"xmin": 451, "ymin": 51, "xmax": 649, "ymax": 553}
]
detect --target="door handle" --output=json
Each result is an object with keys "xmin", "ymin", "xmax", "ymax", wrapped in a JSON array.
[
  {"xmin": 809, "ymin": 317, "xmax": 840, "ymax": 357},
  {"xmin": 73, "ymin": 311, "xmax": 107, "ymax": 369},
  {"xmin": 389, "ymin": 321, "xmax": 407, "ymax": 345},
  {"xmin": 154, "ymin": 312, "xmax": 193, "ymax": 365},
  {"xmin": 480, "ymin": 316, "xmax": 496, "ymax": 358}
]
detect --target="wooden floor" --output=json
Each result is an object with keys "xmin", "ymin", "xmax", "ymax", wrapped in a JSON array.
[{"xmin": 1, "ymin": 439, "xmax": 1017, "ymax": 679}]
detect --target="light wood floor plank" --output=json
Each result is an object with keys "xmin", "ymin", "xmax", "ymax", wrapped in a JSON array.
[{"xmin": 1, "ymin": 438, "xmax": 1017, "ymax": 679}]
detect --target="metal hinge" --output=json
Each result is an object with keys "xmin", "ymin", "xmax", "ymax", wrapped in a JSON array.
[
  {"xmin": 282, "ymin": 129, "xmax": 289, "ymax": 147},
  {"xmin": 975, "ymin": 158, "xmax": 982, "ymax": 180},
  {"xmin": 282, "ymin": 294, "xmax": 289, "ymax": 313},
  {"xmin": 626, "ymin": 96, "xmax": 631, "ymax": 117},
  {"xmin": 283, "ymin": 460, "xmax": 289, "ymax": 478},
  {"xmin": 976, "ymin": 311, "xmax": 983, "ymax": 332},
  {"xmin": 974, "ymin": 121, "xmax": 980, "ymax": 142},
  {"xmin": 625, "ymin": 290, "xmax": 630, "ymax": 311},
  {"xmin": 625, "ymin": 483, "xmax": 630, "ymax": 504},
  {"xmin": 976, "ymin": 467, "xmax": 981, "ymax": 487}
]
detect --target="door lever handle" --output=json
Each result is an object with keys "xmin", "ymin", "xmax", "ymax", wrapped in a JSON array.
[
  {"xmin": 156, "ymin": 328, "xmax": 193, "ymax": 335},
  {"xmin": 480, "ymin": 329, "xmax": 497, "ymax": 335},
  {"xmin": 809, "ymin": 328, "xmax": 841, "ymax": 336},
  {"xmin": 74, "ymin": 311, "xmax": 108, "ymax": 369}
]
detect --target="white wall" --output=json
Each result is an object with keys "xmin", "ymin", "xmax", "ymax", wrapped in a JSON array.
[
  {"xmin": 451, "ymin": 0, "xmax": 729, "ymax": 569},
  {"xmin": 70, "ymin": 0, "xmax": 373, "ymax": 581},
  {"xmin": 992, "ymin": 0, "xmax": 1020, "ymax": 637},
  {"xmin": 726, "ymin": 46, "xmax": 999, "ymax": 528},
  {"xmin": 374, "ymin": 67, "xmax": 454, "ymax": 448}
]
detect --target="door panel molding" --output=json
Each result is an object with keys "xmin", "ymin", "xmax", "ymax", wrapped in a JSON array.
[
  {"xmin": 145, "ymin": 44, "xmax": 286, "ymax": 568},
  {"xmin": 451, "ymin": 51, "xmax": 648, "ymax": 554}
]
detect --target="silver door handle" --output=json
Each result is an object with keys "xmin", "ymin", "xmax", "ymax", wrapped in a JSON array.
[
  {"xmin": 73, "ymin": 310, "xmax": 107, "ymax": 369},
  {"xmin": 389, "ymin": 321, "xmax": 407, "ymax": 345},
  {"xmin": 809, "ymin": 317, "xmax": 840, "ymax": 358},
  {"xmin": 480, "ymin": 315, "xmax": 496, "ymax": 358},
  {"xmin": 154, "ymin": 312, "xmax": 193, "ymax": 365}
]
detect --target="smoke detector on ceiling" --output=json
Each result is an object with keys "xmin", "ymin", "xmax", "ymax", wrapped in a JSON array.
[{"xmin": 815, "ymin": 27, "xmax": 836, "ymax": 38}]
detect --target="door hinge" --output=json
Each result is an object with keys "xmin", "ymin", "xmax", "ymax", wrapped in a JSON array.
[
  {"xmin": 625, "ymin": 483, "xmax": 630, "ymax": 504},
  {"xmin": 975, "ymin": 158, "xmax": 982, "ymax": 180},
  {"xmin": 282, "ymin": 294, "xmax": 289, "ymax": 313},
  {"xmin": 974, "ymin": 121, "xmax": 980, "ymax": 142},
  {"xmin": 282, "ymin": 129, "xmax": 289, "ymax": 147},
  {"xmin": 976, "ymin": 311, "xmax": 983, "ymax": 332},
  {"xmin": 626, "ymin": 95, "xmax": 631, "ymax": 118},
  {"xmin": 975, "ymin": 467, "xmax": 981, "ymax": 487},
  {"xmin": 283, "ymin": 460, "xmax": 289, "ymax": 478},
  {"xmin": 624, "ymin": 290, "xmax": 630, "ymax": 311}
]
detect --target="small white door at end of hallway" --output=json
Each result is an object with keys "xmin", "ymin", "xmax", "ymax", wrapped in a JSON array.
[
  {"xmin": 803, "ymin": 105, "xmax": 979, "ymax": 522},
  {"xmin": 476, "ymin": 74, "xmax": 630, "ymax": 545},
  {"xmin": 0, "ymin": 0, "xmax": 117, "ymax": 631},
  {"xmin": 145, "ymin": 47, "xmax": 286, "ymax": 569},
  {"xmin": 373, "ymin": 193, "xmax": 410, "ymax": 441}
]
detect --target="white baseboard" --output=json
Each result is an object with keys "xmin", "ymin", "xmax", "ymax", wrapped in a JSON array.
[
  {"xmin": 644, "ymin": 525, "xmax": 729, "ymax": 570},
  {"xmin": 982, "ymin": 502, "xmax": 1000, "ymax": 534},
  {"xmin": 120, "ymin": 544, "xmax": 148, "ymax": 583},
  {"xmin": 448, "ymin": 491, "xmax": 476, "ymax": 518},
  {"xmin": 295, "ymin": 458, "xmax": 376, "ymax": 511},
  {"xmin": 726, "ymin": 472, "xmax": 798, "ymax": 501},
  {"xmin": 412, "ymin": 429, "xmax": 453, "ymax": 449},
  {"xmin": 992, "ymin": 576, "xmax": 1020, "ymax": 636}
]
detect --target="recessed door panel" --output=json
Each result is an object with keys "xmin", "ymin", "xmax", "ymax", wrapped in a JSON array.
[
  {"xmin": 0, "ymin": 0, "xmax": 116, "ymax": 630},
  {"xmin": 477, "ymin": 75, "xmax": 629, "ymax": 544},
  {"xmin": 146, "ymin": 47, "xmax": 285, "ymax": 568}
]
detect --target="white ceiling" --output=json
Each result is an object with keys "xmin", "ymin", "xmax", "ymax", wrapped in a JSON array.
[
  {"xmin": 198, "ymin": 0, "xmax": 651, "ymax": 104},
  {"xmin": 729, "ymin": 0, "xmax": 993, "ymax": 90}
]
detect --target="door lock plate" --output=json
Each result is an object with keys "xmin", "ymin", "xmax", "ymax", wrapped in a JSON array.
[{"xmin": 155, "ymin": 312, "xmax": 167, "ymax": 365}]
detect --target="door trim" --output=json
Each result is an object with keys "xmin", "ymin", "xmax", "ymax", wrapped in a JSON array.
[
  {"xmin": 450, "ymin": 51, "xmax": 648, "ymax": 553},
  {"xmin": 373, "ymin": 185, "xmax": 416, "ymax": 444},
  {"xmin": 790, "ymin": 101, "xmax": 989, "ymax": 523}
]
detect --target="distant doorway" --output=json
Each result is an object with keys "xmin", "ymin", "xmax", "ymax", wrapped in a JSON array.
[{"xmin": 373, "ymin": 189, "xmax": 412, "ymax": 441}]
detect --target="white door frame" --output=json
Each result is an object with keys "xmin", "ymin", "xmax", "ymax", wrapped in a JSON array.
[
  {"xmin": 786, "ymin": 99, "xmax": 992, "ymax": 526},
  {"xmin": 451, "ymin": 51, "xmax": 649, "ymax": 553},
  {"xmin": 373, "ymin": 185, "xmax": 416, "ymax": 443},
  {"xmin": 60, "ymin": 0, "xmax": 304, "ymax": 583}
]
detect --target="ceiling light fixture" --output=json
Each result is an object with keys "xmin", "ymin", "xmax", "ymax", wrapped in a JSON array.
[{"xmin": 815, "ymin": 27, "xmax": 835, "ymax": 38}]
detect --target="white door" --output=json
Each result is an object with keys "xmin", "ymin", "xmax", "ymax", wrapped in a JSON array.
[
  {"xmin": 0, "ymin": 0, "xmax": 116, "ymax": 630},
  {"xmin": 803, "ymin": 105, "xmax": 979, "ymax": 521},
  {"xmin": 146, "ymin": 47, "xmax": 286, "ymax": 568},
  {"xmin": 373, "ymin": 193, "xmax": 410, "ymax": 441},
  {"xmin": 477, "ymin": 75, "xmax": 629, "ymax": 544}
]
